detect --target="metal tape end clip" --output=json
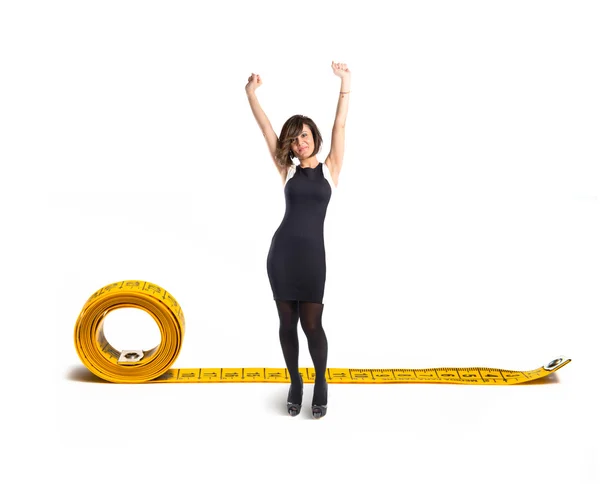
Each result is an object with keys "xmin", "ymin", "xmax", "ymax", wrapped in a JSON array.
[
  {"xmin": 543, "ymin": 356, "xmax": 569, "ymax": 371},
  {"xmin": 118, "ymin": 350, "xmax": 144, "ymax": 364}
]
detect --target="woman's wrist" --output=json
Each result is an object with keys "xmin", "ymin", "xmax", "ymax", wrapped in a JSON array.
[{"xmin": 340, "ymin": 77, "xmax": 351, "ymax": 93}]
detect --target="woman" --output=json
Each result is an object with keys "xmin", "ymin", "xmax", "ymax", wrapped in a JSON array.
[{"xmin": 245, "ymin": 61, "xmax": 350, "ymax": 419}]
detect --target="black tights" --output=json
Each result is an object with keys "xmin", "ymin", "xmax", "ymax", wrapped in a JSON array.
[{"xmin": 275, "ymin": 299, "xmax": 328, "ymax": 405}]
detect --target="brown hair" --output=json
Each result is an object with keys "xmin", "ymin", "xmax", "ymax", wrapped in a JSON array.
[{"xmin": 274, "ymin": 115, "xmax": 323, "ymax": 170}]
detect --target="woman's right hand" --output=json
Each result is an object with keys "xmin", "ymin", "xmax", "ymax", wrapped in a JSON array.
[{"xmin": 245, "ymin": 73, "xmax": 262, "ymax": 95}]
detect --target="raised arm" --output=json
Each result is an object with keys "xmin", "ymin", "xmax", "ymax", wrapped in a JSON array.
[
  {"xmin": 324, "ymin": 61, "xmax": 351, "ymax": 186},
  {"xmin": 245, "ymin": 73, "xmax": 281, "ymax": 173}
]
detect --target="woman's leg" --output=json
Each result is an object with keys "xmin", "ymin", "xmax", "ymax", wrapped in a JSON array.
[
  {"xmin": 299, "ymin": 301, "xmax": 328, "ymax": 412},
  {"xmin": 275, "ymin": 299, "xmax": 303, "ymax": 410}
]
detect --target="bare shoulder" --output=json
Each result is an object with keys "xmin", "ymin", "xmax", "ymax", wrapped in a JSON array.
[
  {"xmin": 269, "ymin": 153, "xmax": 287, "ymax": 187},
  {"xmin": 279, "ymin": 165, "xmax": 289, "ymax": 187},
  {"xmin": 323, "ymin": 157, "xmax": 340, "ymax": 188}
]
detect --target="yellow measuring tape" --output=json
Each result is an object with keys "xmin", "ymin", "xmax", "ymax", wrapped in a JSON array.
[{"xmin": 74, "ymin": 280, "xmax": 571, "ymax": 385}]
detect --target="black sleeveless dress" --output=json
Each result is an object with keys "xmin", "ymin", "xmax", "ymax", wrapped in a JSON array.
[{"xmin": 267, "ymin": 162, "xmax": 332, "ymax": 303}]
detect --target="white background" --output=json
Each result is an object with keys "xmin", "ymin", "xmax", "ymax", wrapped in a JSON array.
[{"xmin": 2, "ymin": 1, "xmax": 599, "ymax": 493}]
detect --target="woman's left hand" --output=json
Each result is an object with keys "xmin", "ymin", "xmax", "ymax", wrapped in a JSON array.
[{"xmin": 331, "ymin": 61, "xmax": 351, "ymax": 79}]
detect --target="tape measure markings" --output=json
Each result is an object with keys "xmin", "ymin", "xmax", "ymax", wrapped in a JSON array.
[{"xmin": 74, "ymin": 280, "xmax": 571, "ymax": 385}]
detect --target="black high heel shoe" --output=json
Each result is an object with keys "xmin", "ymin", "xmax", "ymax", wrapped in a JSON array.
[
  {"xmin": 287, "ymin": 375, "xmax": 303, "ymax": 417},
  {"xmin": 312, "ymin": 381, "xmax": 328, "ymax": 419}
]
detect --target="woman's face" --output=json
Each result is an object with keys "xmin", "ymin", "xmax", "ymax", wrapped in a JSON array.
[{"xmin": 291, "ymin": 124, "xmax": 313, "ymax": 158}]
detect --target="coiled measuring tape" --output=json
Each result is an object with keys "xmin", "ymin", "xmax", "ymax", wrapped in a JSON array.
[{"xmin": 74, "ymin": 280, "xmax": 571, "ymax": 384}]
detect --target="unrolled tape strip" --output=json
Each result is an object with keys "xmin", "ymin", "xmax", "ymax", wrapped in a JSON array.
[{"xmin": 74, "ymin": 280, "xmax": 571, "ymax": 384}]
